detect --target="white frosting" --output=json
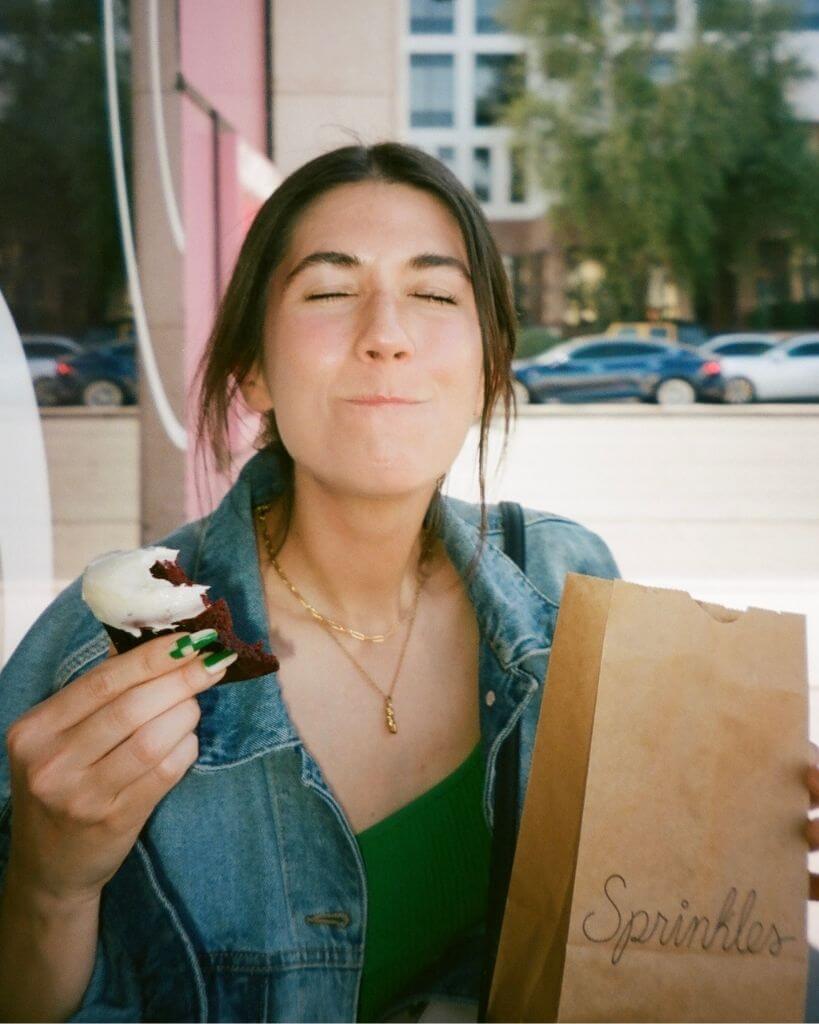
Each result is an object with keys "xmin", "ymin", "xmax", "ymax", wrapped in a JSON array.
[{"xmin": 81, "ymin": 546, "xmax": 210, "ymax": 637}]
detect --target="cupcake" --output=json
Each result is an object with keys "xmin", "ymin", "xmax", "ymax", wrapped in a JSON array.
[{"xmin": 81, "ymin": 546, "xmax": 279, "ymax": 683}]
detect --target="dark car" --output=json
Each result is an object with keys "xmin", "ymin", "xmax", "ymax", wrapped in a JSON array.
[
  {"xmin": 512, "ymin": 337, "xmax": 724, "ymax": 405},
  {"xmin": 54, "ymin": 339, "xmax": 137, "ymax": 406}
]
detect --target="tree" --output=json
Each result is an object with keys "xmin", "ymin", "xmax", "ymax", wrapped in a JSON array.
[
  {"xmin": 502, "ymin": 0, "xmax": 819, "ymax": 327},
  {"xmin": 0, "ymin": 0, "xmax": 130, "ymax": 335}
]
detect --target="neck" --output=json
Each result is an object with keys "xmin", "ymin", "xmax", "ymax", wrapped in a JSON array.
[{"xmin": 266, "ymin": 469, "xmax": 442, "ymax": 634}]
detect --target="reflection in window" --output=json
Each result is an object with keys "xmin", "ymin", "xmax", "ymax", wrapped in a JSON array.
[
  {"xmin": 623, "ymin": 0, "xmax": 676, "ymax": 30},
  {"xmin": 410, "ymin": 0, "xmax": 455, "ymax": 34},
  {"xmin": 410, "ymin": 54, "xmax": 455, "ymax": 127},
  {"xmin": 474, "ymin": 54, "xmax": 525, "ymax": 126},
  {"xmin": 476, "ymin": 0, "xmax": 503, "ymax": 33},
  {"xmin": 510, "ymin": 146, "xmax": 526, "ymax": 203},
  {"xmin": 436, "ymin": 145, "xmax": 456, "ymax": 171},
  {"xmin": 473, "ymin": 147, "xmax": 492, "ymax": 202}
]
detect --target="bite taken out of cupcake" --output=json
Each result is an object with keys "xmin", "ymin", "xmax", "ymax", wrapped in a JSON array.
[{"xmin": 81, "ymin": 547, "xmax": 279, "ymax": 684}]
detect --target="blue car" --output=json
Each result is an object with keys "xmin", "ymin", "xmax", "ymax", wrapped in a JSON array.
[
  {"xmin": 54, "ymin": 338, "xmax": 137, "ymax": 406},
  {"xmin": 513, "ymin": 336, "xmax": 725, "ymax": 405}
]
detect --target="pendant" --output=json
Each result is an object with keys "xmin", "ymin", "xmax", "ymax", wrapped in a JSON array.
[{"xmin": 385, "ymin": 696, "xmax": 398, "ymax": 734}]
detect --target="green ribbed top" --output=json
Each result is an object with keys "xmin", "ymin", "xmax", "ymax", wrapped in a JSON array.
[{"xmin": 354, "ymin": 741, "xmax": 491, "ymax": 1023}]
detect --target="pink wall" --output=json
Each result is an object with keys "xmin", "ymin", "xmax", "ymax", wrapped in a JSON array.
[
  {"xmin": 178, "ymin": 1, "xmax": 270, "ymax": 519},
  {"xmin": 179, "ymin": 0, "xmax": 267, "ymax": 155}
]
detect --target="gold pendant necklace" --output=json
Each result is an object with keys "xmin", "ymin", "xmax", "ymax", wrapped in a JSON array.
[
  {"xmin": 319, "ymin": 574, "xmax": 423, "ymax": 734},
  {"xmin": 255, "ymin": 502, "xmax": 425, "ymax": 734}
]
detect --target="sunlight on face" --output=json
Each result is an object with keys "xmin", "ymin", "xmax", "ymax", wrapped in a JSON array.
[{"xmin": 257, "ymin": 181, "xmax": 484, "ymax": 500}]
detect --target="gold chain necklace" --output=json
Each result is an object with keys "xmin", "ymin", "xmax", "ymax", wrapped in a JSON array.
[
  {"xmin": 254, "ymin": 502, "xmax": 424, "ymax": 734},
  {"xmin": 255, "ymin": 502, "xmax": 414, "ymax": 643}
]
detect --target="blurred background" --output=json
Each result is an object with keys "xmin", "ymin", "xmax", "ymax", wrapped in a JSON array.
[{"xmin": 1, "ymin": 0, "xmax": 818, "ymax": 712}]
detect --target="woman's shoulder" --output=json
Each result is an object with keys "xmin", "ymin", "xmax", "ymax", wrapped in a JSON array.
[{"xmin": 445, "ymin": 495, "xmax": 621, "ymax": 582}]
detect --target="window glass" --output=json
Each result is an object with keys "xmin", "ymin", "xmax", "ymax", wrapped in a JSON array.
[
  {"xmin": 510, "ymin": 146, "xmax": 527, "ymax": 203},
  {"xmin": 410, "ymin": 0, "xmax": 455, "ymax": 34},
  {"xmin": 788, "ymin": 342, "xmax": 819, "ymax": 357},
  {"xmin": 410, "ymin": 54, "xmax": 455, "ymax": 127},
  {"xmin": 436, "ymin": 145, "xmax": 456, "ymax": 171},
  {"xmin": 474, "ymin": 54, "xmax": 525, "ymax": 126},
  {"xmin": 717, "ymin": 342, "xmax": 773, "ymax": 355},
  {"xmin": 572, "ymin": 343, "xmax": 624, "ymax": 359},
  {"xmin": 472, "ymin": 147, "xmax": 492, "ymax": 202},
  {"xmin": 648, "ymin": 53, "xmax": 676, "ymax": 84},
  {"xmin": 623, "ymin": 0, "xmax": 676, "ymax": 30},
  {"xmin": 476, "ymin": 0, "xmax": 503, "ymax": 33}
]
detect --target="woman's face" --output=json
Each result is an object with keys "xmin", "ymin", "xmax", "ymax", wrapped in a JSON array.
[{"xmin": 248, "ymin": 180, "xmax": 484, "ymax": 499}]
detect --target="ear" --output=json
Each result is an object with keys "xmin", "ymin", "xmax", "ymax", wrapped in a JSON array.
[{"xmin": 239, "ymin": 364, "xmax": 274, "ymax": 415}]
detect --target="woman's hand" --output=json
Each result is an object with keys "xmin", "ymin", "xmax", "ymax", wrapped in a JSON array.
[
  {"xmin": 4, "ymin": 630, "xmax": 233, "ymax": 907},
  {"xmin": 806, "ymin": 742, "xmax": 819, "ymax": 899}
]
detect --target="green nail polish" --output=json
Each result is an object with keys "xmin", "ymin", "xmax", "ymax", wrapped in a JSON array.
[
  {"xmin": 190, "ymin": 628, "xmax": 219, "ymax": 650},
  {"xmin": 202, "ymin": 648, "xmax": 238, "ymax": 674},
  {"xmin": 169, "ymin": 635, "xmax": 194, "ymax": 659}
]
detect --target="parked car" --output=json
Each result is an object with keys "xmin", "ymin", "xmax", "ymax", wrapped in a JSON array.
[
  {"xmin": 604, "ymin": 321, "xmax": 710, "ymax": 346},
  {"xmin": 705, "ymin": 332, "xmax": 819, "ymax": 403},
  {"xmin": 54, "ymin": 339, "xmax": 137, "ymax": 406},
  {"xmin": 698, "ymin": 333, "xmax": 787, "ymax": 402},
  {"xmin": 22, "ymin": 334, "xmax": 83, "ymax": 405},
  {"xmin": 512, "ymin": 336, "xmax": 724, "ymax": 405}
]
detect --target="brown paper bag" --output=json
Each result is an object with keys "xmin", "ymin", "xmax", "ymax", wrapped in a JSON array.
[{"xmin": 489, "ymin": 574, "xmax": 809, "ymax": 1023}]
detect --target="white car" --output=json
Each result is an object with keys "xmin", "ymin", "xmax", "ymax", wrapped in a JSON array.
[
  {"xmin": 703, "ymin": 332, "xmax": 819, "ymax": 403},
  {"xmin": 22, "ymin": 334, "xmax": 83, "ymax": 404}
]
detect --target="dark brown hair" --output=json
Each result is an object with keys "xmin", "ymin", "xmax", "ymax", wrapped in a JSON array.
[{"xmin": 194, "ymin": 141, "xmax": 518, "ymax": 579}]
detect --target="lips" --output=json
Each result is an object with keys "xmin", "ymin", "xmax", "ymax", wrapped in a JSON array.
[{"xmin": 346, "ymin": 395, "xmax": 423, "ymax": 405}]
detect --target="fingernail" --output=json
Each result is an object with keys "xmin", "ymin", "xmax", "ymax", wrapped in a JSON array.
[
  {"xmin": 201, "ymin": 648, "xmax": 238, "ymax": 674},
  {"xmin": 190, "ymin": 628, "xmax": 219, "ymax": 650},
  {"xmin": 168, "ymin": 629, "xmax": 219, "ymax": 659},
  {"xmin": 169, "ymin": 634, "xmax": 194, "ymax": 659}
]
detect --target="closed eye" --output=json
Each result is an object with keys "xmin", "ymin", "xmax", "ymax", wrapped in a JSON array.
[
  {"xmin": 305, "ymin": 292, "xmax": 352, "ymax": 301},
  {"xmin": 414, "ymin": 293, "xmax": 456, "ymax": 305}
]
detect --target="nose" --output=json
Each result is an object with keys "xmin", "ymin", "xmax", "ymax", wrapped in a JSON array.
[{"xmin": 354, "ymin": 290, "xmax": 415, "ymax": 362}]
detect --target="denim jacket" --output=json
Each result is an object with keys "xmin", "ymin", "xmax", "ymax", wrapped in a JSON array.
[{"xmin": 0, "ymin": 448, "xmax": 621, "ymax": 1023}]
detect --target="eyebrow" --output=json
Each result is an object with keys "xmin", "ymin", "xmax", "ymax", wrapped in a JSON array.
[{"xmin": 283, "ymin": 250, "xmax": 472, "ymax": 286}]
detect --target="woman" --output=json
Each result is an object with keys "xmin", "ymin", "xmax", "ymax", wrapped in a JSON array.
[{"xmin": 0, "ymin": 143, "xmax": 815, "ymax": 1023}]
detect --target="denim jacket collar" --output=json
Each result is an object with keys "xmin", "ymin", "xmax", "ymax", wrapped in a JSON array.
[{"xmin": 190, "ymin": 448, "xmax": 557, "ymax": 768}]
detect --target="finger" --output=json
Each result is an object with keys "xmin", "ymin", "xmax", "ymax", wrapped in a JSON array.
[
  {"xmin": 42, "ymin": 630, "xmax": 219, "ymax": 732},
  {"xmin": 806, "ymin": 817, "xmax": 819, "ymax": 850},
  {"xmin": 63, "ymin": 649, "xmax": 236, "ymax": 770},
  {"xmin": 810, "ymin": 873, "xmax": 819, "ymax": 902},
  {"xmin": 808, "ymin": 764, "xmax": 819, "ymax": 808},
  {"xmin": 87, "ymin": 697, "xmax": 202, "ymax": 801},
  {"xmin": 108, "ymin": 731, "xmax": 200, "ymax": 830}
]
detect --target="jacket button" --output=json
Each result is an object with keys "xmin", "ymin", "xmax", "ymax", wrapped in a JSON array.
[{"xmin": 485, "ymin": 690, "xmax": 496, "ymax": 707}]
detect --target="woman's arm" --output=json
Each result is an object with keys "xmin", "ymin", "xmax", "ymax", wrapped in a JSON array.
[{"xmin": 0, "ymin": 861, "xmax": 99, "ymax": 1022}]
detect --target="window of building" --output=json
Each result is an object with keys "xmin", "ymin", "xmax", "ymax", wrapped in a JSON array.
[
  {"xmin": 648, "ymin": 52, "xmax": 676, "ymax": 84},
  {"xmin": 794, "ymin": 0, "xmax": 819, "ymax": 28},
  {"xmin": 436, "ymin": 145, "xmax": 457, "ymax": 171},
  {"xmin": 476, "ymin": 0, "xmax": 503, "ymax": 33},
  {"xmin": 410, "ymin": 0, "xmax": 455, "ymax": 34},
  {"xmin": 510, "ymin": 146, "xmax": 527, "ymax": 203},
  {"xmin": 472, "ymin": 147, "xmax": 492, "ymax": 202},
  {"xmin": 622, "ymin": 0, "xmax": 677, "ymax": 31},
  {"xmin": 410, "ymin": 54, "xmax": 455, "ymax": 127},
  {"xmin": 474, "ymin": 53, "xmax": 525, "ymax": 126}
]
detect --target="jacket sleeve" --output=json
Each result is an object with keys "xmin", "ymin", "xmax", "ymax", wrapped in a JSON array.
[{"xmin": 0, "ymin": 580, "xmax": 144, "ymax": 1022}]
